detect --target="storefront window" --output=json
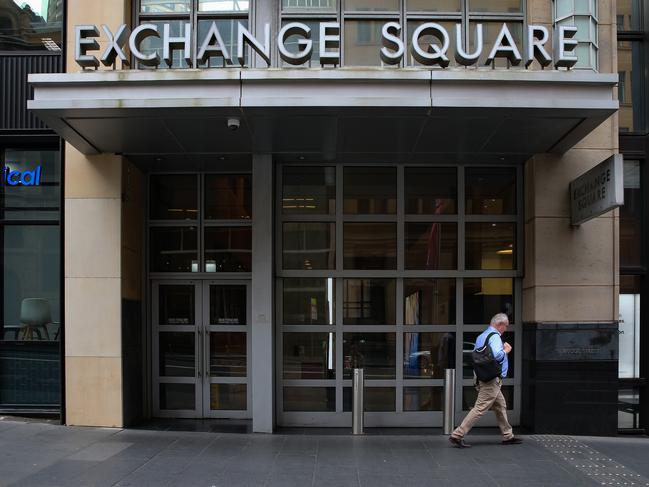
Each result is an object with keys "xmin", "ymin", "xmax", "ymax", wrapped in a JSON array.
[
  {"xmin": 0, "ymin": 0, "xmax": 63, "ymax": 51},
  {"xmin": 617, "ymin": 41, "xmax": 646, "ymax": 133},
  {"xmin": 620, "ymin": 160, "xmax": 642, "ymax": 267}
]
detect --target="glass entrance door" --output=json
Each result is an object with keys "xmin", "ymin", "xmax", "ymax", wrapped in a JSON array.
[{"xmin": 152, "ymin": 280, "xmax": 250, "ymax": 418}]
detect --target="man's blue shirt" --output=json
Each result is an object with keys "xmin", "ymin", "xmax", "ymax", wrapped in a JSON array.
[{"xmin": 474, "ymin": 326, "xmax": 508, "ymax": 378}]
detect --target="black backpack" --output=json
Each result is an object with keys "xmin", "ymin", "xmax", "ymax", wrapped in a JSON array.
[{"xmin": 471, "ymin": 332, "xmax": 502, "ymax": 381}]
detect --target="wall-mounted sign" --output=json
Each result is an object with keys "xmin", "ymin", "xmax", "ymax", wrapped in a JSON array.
[
  {"xmin": 3, "ymin": 166, "xmax": 42, "ymax": 186},
  {"xmin": 570, "ymin": 155, "xmax": 623, "ymax": 226},
  {"xmin": 75, "ymin": 22, "xmax": 579, "ymax": 70}
]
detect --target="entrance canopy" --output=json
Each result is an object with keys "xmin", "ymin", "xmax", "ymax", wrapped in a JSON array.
[{"xmin": 28, "ymin": 69, "xmax": 617, "ymax": 164}]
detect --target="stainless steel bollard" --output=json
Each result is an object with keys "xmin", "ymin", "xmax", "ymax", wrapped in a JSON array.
[
  {"xmin": 443, "ymin": 368, "xmax": 456, "ymax": 435},
  {"xmin": 352, "ymin": 368, "xmax": 364, "ymax": 435}
]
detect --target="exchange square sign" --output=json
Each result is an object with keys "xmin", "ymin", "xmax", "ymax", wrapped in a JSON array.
[{"xmin": 570, "ymin": 155, "xmax": 624, "ymax": 226}]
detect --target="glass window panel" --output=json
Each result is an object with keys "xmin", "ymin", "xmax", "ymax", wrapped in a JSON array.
[
  {"xmin": 280, "ymin": 20, "xmax": 327, "ymax": 67},
  {"xmin": 463, "ymin": 278, "xmax": 514, "ymax": 324},
  {"xmin": 617, "ymin": 0, "xmax": 643, "ymax": 31},
  {"xmin": 619, "ymin": 275, "xmax": 641, "ymax": 379},
  {"xmin": 141, "ymin": 0, "xmax": 191, "ymax": 12},
  {"xmin": 160, "ymin": 383, "xmax": 195, "ymax": 410},
  {"xmin": 465, "ymin": 167, "xmax": 516, "ymax": 215},
  {"xmin": 283, "ymin": 332, "xmax": 335, "ymax": 379},
  {"xmin": 282, "ymin": 278, "xmax": 335, "ymax": 325},
  {"xmin": 469, "ymin": 0, "xmax": 522, "ymax": 13},
  {"xmin": 343, "ymin": 279, "xmax": 396, "ymax": 325},
  {"xmin": 210, "ymin": 383, "xmax": 246, "ymax": 410},
  {"xmin": 283, "ymin": 387, "xmax": 335, "ymax": 411},
  {"xmin": 465, "ymin": 223, "xmax": 515, "ymax": 270},
  {"xmin": 403, "ymin": 387, "xmax": 443, "ymax": 411},
  {"xmin": 463, "ymin": 385, "xmax": 513, "ymax": 410},
  {"xmin": 210, "ymin": 285, "xmax": 246, "ymax": 325},
  {"xmin": 618, "ymin": 387, "xmax": 640, "ymax": 429},
  {"xmin": 0, "ymin": 0, "xmax": 63, "ymax": 51},
  {"xmin": 463, "ymin": 331, "xmax": 514, "ymax": 379},
  {"xmin": 210, "ymin": 332, "xmax": 246, "ymax": 377},
  {"xmin": 469, "ymin": 23, "xmax": 523, "ymax": 68},
  {"xmin": 343, "ymin": 332, "xmax": 396, "ymax": 379},
  {"xmin": 149, "ymin": 226, "xmax": 198, "ymax": 272},
  {"xmin": 620, "ymin": 160, "xmax": 641, "ymax": 268},
  {"xmin": 282, "ymin": 0, "xmax": 337, "ymax": 11},
  {"xmin": 2, "ymin": 150, "xmax": 60, "ymax": 220},
  {"xmin": 343, "ymin": 167, "xmax": 396, "ymax": 214},
  {"xmin": 343, "ymin": 223, "xmax": 397, "ymax": 270},
  {"xmin": 345, "ymin": 21, "xmax": 396, "ymax": 67},
  {"xmin": 159, "ymin": 332, "xmax": 195, "ymax": 377},
  {"xmin": 404, "ymin": 332, "xmax": 456, "ymax": 379},
  {"xmin": 0, "ymin": 341, "xmax": 59, "ymax": 406},
  {"xmin": 556, "ymin": 0, "xmax": 573, "ymax": 18},
  {"xmin": 199, "ymin": 0, "xmax": 249, "ymax": 12},
  {"xmin": 283, "ymin": 222, "xmax": 335, "ymax": 270},
  {"xmin": 404, "ymin": 279, "xmax": 456, "ymax": 325},
  {"xmin": 283, "ymin": 166, "xmax": 335, "ymax": 214},
  {"xmin": 159, "ymin": 285, "xmax": 195, "ymax": 325},
  {"xmin": 574, "ymin": 17, "xmax": 591, "ymax": 41},
  {"xmin": 139, "ymin": 20, "xmax": 190, "ymax": 69},
  {"xmin": 407, "ymin": 21, "xmax": 456, "ymax": 67},
  {"xmin": 405, "ymin": 223, "xmax": 457, "ymax": 270},
  {"xmin": 204, "ymin": 226, "xmax": 252, "ymax": 272},
  {"xmin": 407, "ymin": 0, "xmax": 461, "ymax": 12},
  {"xmin": 405, "ymin": 167, "xmax": 457, "ymax": 214},
  {"xmin": 204, "ymin": 174, "xmax": 251, "ymax": 220},
  {"xmin": 197, "ymin": 19, "xmax": 247, "ymax": 68},
  {"xmin": 345, "ymin": 0, "xmax": 398, "ymax": 11},
  {"xmin": 150, "ymin": 175, "xmax": 197, "ymax": 220},
  {"xmin": 617, "ymin": 41, "xmax": 646, "ymax": 133},
  {"xmin": 343, "ymin": 387, "xmax": 396, "ymax": 411}
]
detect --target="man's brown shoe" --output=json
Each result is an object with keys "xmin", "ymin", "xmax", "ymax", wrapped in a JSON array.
[
  {"xmin": 502, "ymin": 437, "xmax": 523, "ymax": 445},
  {"xmin": 449, "ymin": 436, "xmax": 471, "ymax": 448}
]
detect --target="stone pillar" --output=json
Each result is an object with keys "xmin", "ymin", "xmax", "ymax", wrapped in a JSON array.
[{"xmin": 251, "ymin": 154, "xmax": 274, "ymax": 433}]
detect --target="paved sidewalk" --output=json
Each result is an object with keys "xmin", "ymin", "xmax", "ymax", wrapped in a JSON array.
[{"xmin": 0, "ymin": 418, "xmax": 647, "ymax": 487}]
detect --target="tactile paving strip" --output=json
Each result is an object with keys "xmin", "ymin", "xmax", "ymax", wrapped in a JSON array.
[{"xmin": 532, "ymin": 435, "xmax": 649, "ymax": 487}]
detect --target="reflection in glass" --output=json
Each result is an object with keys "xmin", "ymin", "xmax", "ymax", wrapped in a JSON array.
[
  {"xmin": 150, "ymin": 175, "xmax": 197, "ymax": 220},
  {"xmin": 405, "ymin": 223, "xmax": 457, "ymax": 270},
  {"xmin": 404, "ymin": 279, "xmax": 456, "ymax": 325},
  {"xmin": 407, "ymin": 21, "xmax": 456, "ymax": 67},
  {"xmin": 465, "ymin": 167, "xmax": 516, "ymax": 215},
  {"xmin": 282, "ymin": 0, "xmax": 336, "ymax": 10},
  {"xmin": 283, "ymin": 332, "xmax": 335, "ymax": 379},
  {"xmin": 469, "ymin": 0, "xmax": 521, "ymax": 13},
  {"xmin": 283, "ymin": 278, "xmax": 335, "ymax": 325},
  {"xmin": 283, "ymin": 223, "xmax": 335, "ymax": 270},
  {"xmin": 280, "ymin": 21, "xmax": 327, "ymax": 67},
  {"xmin": 284, "ymin": 387, "xmax": 335, "ymax": 412},
  {"xmin": 463, "ymin": 332, "xmax": 514, "ymax": 379},
  {"xmin": 197, "ymin": 19, "xmax": 247, "ymax": 67},
  {"xmin": 283, "ymin": 166, "xmax": 335, "ymax": 214},
  {"xmin": 346, "ymin": 0, "xmax": 398, "ymax": 10},
  {"xmin": 469, "ymin": 23, "xmax": 523, "ymax": 68},
  {"xmin": 463, "ymin": 385, "xmax": 513, "ymax": 410},
  {"xmin": 465, "ymin": 223, "xmax": 515, "ymax": 270},
  {"xmin": 160, "ymin": 383, "xmax": 195, "ymax": 410},
  {"xmin": 343, "ymin": 279, "xmax": 396, "ymax": 325},
  {"xmin": 620, "ymin": 161, "xmax": 641, "ymax": 267},
  {"xmin": 408, "ymin": 0, "xmax": 460, "ymax": 11},
  {"xmin": 210, "ymin": 383, "xmax": 246, "ymax": 410},
  {"xmin": 404, "ymin": 333, "xmax": 455, "ymax": 379},
  {"xmin": 0, "ymin": 0, "xmax": 63, "ymax": 51},
  {"xmin": 150, "ymin": 227, "xmax": 198, "ymax": 272},
  {"xmin": 210, "ymin": 332, "xmax": 246, "ymax": 377},
  {"xmin": 619, "ymin": 275, "xmax": 641, "ymax": 379},
  {"xmin": 343, "ymin": 167, "xmax": 396, "ymax": 214},
  {"xmin": 618, "ymin": 387, "xmax": 640, "ymax": 429},
  {"xmin": 141, "ymin": 0, "xmax": 191, "ymax": 12},
  {"xmin": 405, "ymin": 167, "xmax": 457, "ymax": 214},
  {"xmin": 204, "ymin": 226, "xmax": 252, "ymax": 272},
  {"xmin": 404, "ymin": 387, "xmax": 443, "ymax": 411},
  {"xmin": 343, "ymin": 223, "xmax": 396, "ymax": 270},
  {"xmin": 617, "ymin": 0, "xmax": 643, "ymax": 31},
  {"xmin": 345, "ymin": 21, "xmax": 393, "ymax": 67},
  {"xmin": 343, "ymin": 387, "xmax": 395, "ymax": 411},
  {"xmin": 199, "ymin": 0, "xmax": 249, "ymax": 12},
  {"xmin": 159, "ymin": 332, "xmax": 195, "ymax": 376},
  {"xmin": 343, "ymin": 333, "xmax": 396, "ymax": 379},
  {"xmin": 618, "ymin": 41, "xmax": 646, "ymax": 133},
  {"xmin": 139, "ymin": 21, "xmax": 189, "ymax": 69},
  {"xmin": 210, "ymin": 285, "xmax": 246, "ymax": 325},
  {"xmin": 159, "ymin": 285, "xmax": 194, "ymax": 325},
  {"xmin": 204, "ymin": 174, "xmax": 251, "ymax": 219},
  {"xmin": 463, "ymin": 278, "xmax": 513, "ymax": 324}
]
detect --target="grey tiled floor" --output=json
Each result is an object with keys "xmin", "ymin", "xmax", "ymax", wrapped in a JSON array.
[{"xmin": 0, "ymin": 418, "xmax": 647, "ymax": 487}]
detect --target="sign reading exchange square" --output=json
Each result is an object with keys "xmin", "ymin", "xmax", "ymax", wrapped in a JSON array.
[{"xmin": 570, "ymin": 155, "xmax": 624, "ymax": 226}]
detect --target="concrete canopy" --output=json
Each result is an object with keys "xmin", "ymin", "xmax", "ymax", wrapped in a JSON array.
[{"xmin": 28, "ymin": 68, "xmax": 618, "ymax": 164}]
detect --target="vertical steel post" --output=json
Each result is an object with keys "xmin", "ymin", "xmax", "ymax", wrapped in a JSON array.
[
  {"xmin": 352, "ymin": 368, "xmax": 364, "ymax": 435},
  {"xmin": 443, "ymin": 368, "xmax": 456, "ymax": 435}
]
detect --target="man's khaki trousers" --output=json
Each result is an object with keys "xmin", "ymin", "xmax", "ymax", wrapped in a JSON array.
[{"xmin": 451, "ymin": 377, "xmax": 513, "ymax": 440}]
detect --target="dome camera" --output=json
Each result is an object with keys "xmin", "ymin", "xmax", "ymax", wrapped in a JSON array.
[{"xmin": 227, "ymin": 118, "xmax": 240, "ymax": 131}]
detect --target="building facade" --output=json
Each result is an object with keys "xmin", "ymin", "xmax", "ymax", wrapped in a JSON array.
[{"xmin": 0, "ymin": 0, "xmax": 646, "ymax": 435}]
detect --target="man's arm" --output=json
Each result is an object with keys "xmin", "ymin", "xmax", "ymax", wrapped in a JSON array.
[{"xmin": 490, "ymin": 335, "xmax": 506, "ymax": 363}]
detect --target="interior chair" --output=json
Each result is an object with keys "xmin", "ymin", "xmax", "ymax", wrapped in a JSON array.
[{"xmin": 20, "ymin": 298, "xmax": 52, "ymax": 341}]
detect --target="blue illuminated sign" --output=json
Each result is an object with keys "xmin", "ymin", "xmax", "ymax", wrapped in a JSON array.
[{"xmin": 3, "ymin": 166, "xmax": 42, "ymax": 186}]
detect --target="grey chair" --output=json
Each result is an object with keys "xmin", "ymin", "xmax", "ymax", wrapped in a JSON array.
[{"xmin": 20, "ymin": 298, "xmax": 52, "ymax": 341}]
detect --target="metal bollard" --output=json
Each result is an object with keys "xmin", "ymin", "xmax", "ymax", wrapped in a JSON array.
[
  {"xmin": 352, "ymin": 368, "xmax": 364, "ymax": 435},
  {"xmin": 443, "ymin": 368, "xmax": 456, "ymax": 435}
]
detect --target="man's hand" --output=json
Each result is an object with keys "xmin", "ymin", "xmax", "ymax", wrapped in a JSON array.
[{"xmin": 503, "ymin": 342, "xmax": 512, "ymax": 354}]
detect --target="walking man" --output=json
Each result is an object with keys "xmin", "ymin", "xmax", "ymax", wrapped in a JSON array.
[{"xmin": 449, "ymin": 313, "xmax": 522, "ymax": 448}]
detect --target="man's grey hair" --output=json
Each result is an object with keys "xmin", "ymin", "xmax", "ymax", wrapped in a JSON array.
[{"xmin": 490, "ymin": 313, "xmax": 509, "ymax": 327}]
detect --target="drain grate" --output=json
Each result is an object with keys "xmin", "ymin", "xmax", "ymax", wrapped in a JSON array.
[{"xmin": 532, "ymin": 435, "xmax": 649, "ymax": 486}]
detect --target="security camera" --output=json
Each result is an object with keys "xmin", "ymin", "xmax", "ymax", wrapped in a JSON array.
[{"xmin": 227, "ymin": 118, "xmax": 240, "ymax": 131}]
